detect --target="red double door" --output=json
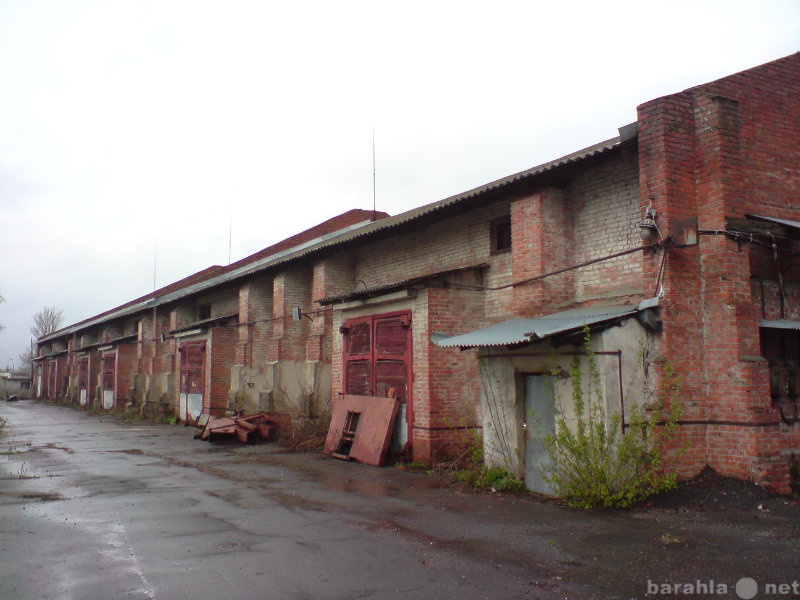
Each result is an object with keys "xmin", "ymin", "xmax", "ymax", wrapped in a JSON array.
[{"xmin": 342, "ymin": 311, "xmax": 412, "ymax": 453}]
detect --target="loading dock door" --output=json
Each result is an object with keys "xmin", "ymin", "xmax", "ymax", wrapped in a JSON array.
[
  {"xmin": 180, "ymin": 342, "xmax": 206, "ymax": 422},
  {"xmin": 524, "ymin": 375, "xmax": 556, "ymax": 494},
  {"xmin": 78, "ymin": 359, "xmax": 89, "ymax": 406},
  {"xmin": 102, "ymin": 354, "xmax": 116, "ymax": 410},
  {"xmin": 342, "ymin": 311, "xmax": 412, "ymax": 454}
]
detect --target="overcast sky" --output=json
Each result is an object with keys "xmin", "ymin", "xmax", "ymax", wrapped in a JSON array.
[{"xmin": 0, "ymin": 1, "xmax": 798, "ymax": 367}]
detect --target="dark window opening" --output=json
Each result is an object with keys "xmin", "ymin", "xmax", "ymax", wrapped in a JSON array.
[
  {"xmin": 491, "ymin": 216, "xmax": 512, "ymax": 254},
  {"xmin": 198, "ymin": 303, "xmax": 212, "ymax": 321},
  {"xmin": 760, "ymin": 327, "xmax": 800, "ymax": 423}
]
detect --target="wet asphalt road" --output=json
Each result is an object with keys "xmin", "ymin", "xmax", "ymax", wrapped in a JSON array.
[{"xmin": 0, "ymin": 401, "xmax": 797, "ymax": 600}]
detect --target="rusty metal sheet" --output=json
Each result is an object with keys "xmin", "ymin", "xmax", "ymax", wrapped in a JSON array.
[
  {"xmin": 200, "ymin": 412, "xmax": 279, "ymax": 443},
  {"xmin": 323, "ymin": 394, "xmax": 400, "ymax": 467}
]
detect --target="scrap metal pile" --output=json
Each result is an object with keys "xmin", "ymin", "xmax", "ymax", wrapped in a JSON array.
[{"xmin": 196, "ymin": 412, "xmax": 292, "ymax": 444}]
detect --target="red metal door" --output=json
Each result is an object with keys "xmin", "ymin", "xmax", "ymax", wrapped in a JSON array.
[
  {"xmin": 180, "ymin": 341, "xmax": 206, "ymax": 421},
  {"xmin": 47, "ymin": 361, "xmax": 57, "ymax": 401},
  {"xmin": 102, "ymin": 354, "xmax": 116, "ymax": 409},
  {"xmin": 342, "ymin": 311, "xmax": 412, "ymax": 454}
]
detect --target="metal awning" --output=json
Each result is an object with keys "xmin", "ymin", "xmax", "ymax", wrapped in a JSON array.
[
  {"xmin": 746, "ymin": 214, "xmax": 800, "ymax": 239},
  {"xmin": 433, "ymin": 300, "xmax": 657, "ymax": 349},
  {"xmin": 759, "ymin": 319, "xmax": 800, "ymax": 330}
]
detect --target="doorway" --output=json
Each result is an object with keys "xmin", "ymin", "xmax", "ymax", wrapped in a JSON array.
[
  {"xmin": 524, "ymin": 375, "xmax": 556, "ymax": 494},
  {"xmin": 341, "ymin": 311, "xmax": 412, "ymax": 455},
  {"xmin": 78, "ymin": 359, "xmax": 89, "ymax": 406},
  {"xmin": 179, "ymin": 341, "xmax": 206, "ymax": 422},
  {"xmin": 102, "ymin": 354, "xmax": 115, "ymax": 410}
]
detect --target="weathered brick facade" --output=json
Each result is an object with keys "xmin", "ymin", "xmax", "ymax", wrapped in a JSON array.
[
  {"xmin": 34, "ymin": 54, "xmax": 799, "ymax": 492},
  {"xmin": 637, "ymin": 54, "xmax": 800, "ymax": 493}
]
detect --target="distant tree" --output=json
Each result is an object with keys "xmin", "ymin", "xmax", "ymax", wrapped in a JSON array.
[
  {"xmin": 18, "ymin": 347, "xmax": 33, "ymax": 372},
  {"xmin": 30, "ymin": 306, "xmax": 64, "ymax": 339}
]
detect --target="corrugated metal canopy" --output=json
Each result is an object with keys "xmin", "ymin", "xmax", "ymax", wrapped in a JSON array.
[
  {"xmin": 433, "ymin": 303, "xmax": 644, "ymax": 348},
  {"xmin": 760, "ymin": 319, "xmax": 800, "ymax": 330},
  {"xmin": 746, "ymin": 214, "xmax": 800, "ymax": 238}
]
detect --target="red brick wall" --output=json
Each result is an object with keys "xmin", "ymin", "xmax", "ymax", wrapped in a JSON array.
[
  {"xmin": 209, "ymin": 326, "xmax": 236, "ymax": 416},
  {"xmin": 570, "ymin": 150, "xmax": 642, "ymax": 302},
  {"xmin": 638, "ymin": 53, "xmax": 800, "ymax": 492},
  {"xmin": 421, "ymin": 287, "xmax": 483, "ymax": 462},
  {"xmin": 270, "ymin": 268, "xmax": 312, "ymax": 361},
  {"xmin": 351, "ymin": 203, "xmax": 509, "ymax": 291},
  {"xmin": 237, "ymin": 276, "xmax": 273, "ymax": 368},
  {"xmin": 116, "ymin": 343, "xmax": 137, "ymax": 408},
  {"xmin": 512, "ymin": 187, "xmax": 574, "ymax": 314},
  {"xmin": 308, "ymin": 257, "xmax": 354, "ymax": 363},
  {"xmin": 510, "ymin": 152, "xmax": 642, "ymax": 317}
]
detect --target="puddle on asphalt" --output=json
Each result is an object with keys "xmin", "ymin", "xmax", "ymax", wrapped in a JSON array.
[
  {"xmin": 43, "ymin": 443, "xmax": 75, "ymax": 454},
  {"xmin": 0, "ymin": 490, "xmax": 65, "ymax": 503}
]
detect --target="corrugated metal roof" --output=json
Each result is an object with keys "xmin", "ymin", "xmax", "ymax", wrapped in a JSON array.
[
  {"xmin": 253, "ymin": 135, "xmax": 627, "ymax": 273},
  {"xmin": 38, "ymin": 220, "xmax": 375, "ymax": 342},
  {"xmin": 433, "ymin": 303, "xmax": 642, "ymax": 348},
  {"xmin": 40, "ymin": 132, "xmax": 630, "ymax": 343},
  {"xmin": 747, "ymin": 214, "xmax": 800, "ymax": 235}
]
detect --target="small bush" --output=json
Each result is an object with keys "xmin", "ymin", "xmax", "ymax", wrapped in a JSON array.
[{"xmin": 543, "ymin": 327, "xmax": 682, "ymax": 509}]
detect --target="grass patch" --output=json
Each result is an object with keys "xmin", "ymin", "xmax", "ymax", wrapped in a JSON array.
[
  {"xmin": 393, "ymin": 461, "xmax": 435, "ymax": 474},
  {"xmin": 457, "ymin": 466, "xmax": 525, "ymax": 493}
]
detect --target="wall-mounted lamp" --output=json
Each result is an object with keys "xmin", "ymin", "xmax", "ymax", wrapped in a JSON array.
[{"xmin": 638, "ymin": 203, "xmax": 661, "ymax": 243}]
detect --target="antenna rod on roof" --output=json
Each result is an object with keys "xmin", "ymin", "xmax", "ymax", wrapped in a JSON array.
[
  {"xmin": 228, "ymin": 216, "xmax": 232, "ymax": 265},
  {"xmin": 153, "ymin": 242, "xmax": 157, "ymax": 292},
  {"xmin": 372, "ymin": 127, "xmax": 377, "ymax": 221}
]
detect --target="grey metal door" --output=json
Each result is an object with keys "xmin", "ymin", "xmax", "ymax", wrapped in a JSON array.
[{"xmin": 524, "ymin": 375, "xmax": 556, "ymax": 494}]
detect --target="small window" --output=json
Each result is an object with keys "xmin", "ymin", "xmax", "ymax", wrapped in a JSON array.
[
  {"xmin": 491, "ymin": 217, "xmax": 511, "ymax": 254},
  {"xmin": 198, "ymin": 303, "xmax": 212, "ymax": 321}
]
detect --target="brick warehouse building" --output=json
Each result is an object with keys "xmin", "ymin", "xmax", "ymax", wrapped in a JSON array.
[{"xmin": 35, "ymin": 54, "xmax": 800, "ymax": 493}]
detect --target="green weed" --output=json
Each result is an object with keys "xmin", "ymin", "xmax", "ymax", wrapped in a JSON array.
[{"xmin": 542, "ymin": 327, "xmax": 682, "ymax": 509}]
